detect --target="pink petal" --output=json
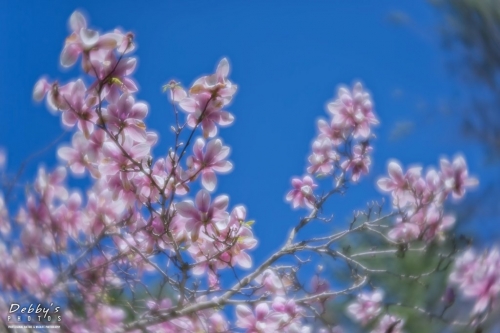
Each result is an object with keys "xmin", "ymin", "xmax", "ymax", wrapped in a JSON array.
[
  {"xmin": 33, "ymin": 78, "xmax": 49, "ymax": 101},
  {"xmin": 388, "ymin": 161, "xmax": 404, "ymax": 182},
  {"xmin": 179, "ymin": 98, "xmax": 198, "ymax": 113},
  {"xmin": 201, "ymin": 170, "xmax": 217, "ymax": 191},
  {"xmin": 218, "ymin": 111, "xmax": 234, "ymax": 126},
  {"xmin": 131, "ymin": 102, "xmax": 148, "ymax": 119},
  {"xmin": 195, "ymin": 190, "xmax": 211, "ymax": 212},
  {"xmin": 217, "ymin": 58, "xmax": 230, "ymax": 79},
  {"xmin": 175, "ymin": 201, "xmax": 199, "ymax": 219},
  {"xmin": 376, "ymin": 178, "xmax": 394, "ymax": 192},
  {"xmin": 236, "ymin": 305, "xmax": 254, "ymax": 328},
  {"xmin": 60, "ymin": 43, "xmax": 81, "ymax": 67},
  {"xmin": 98, "ymin": 33, "xmax": 121, "ymax": 49},
  {"xmin": 212, "ymin": 195, "xmax": 229, "ymax": 210},
  {"xmin": 57, "ymin": 147, "xmax": 78, "ymax": 161},
  {"xmin": 212, "ymin": 161, "xmax": 233, "ymax": 173},
  {"xmin": 130, "ymin": 143, "xmax": 151, "ymax": 159},
  {"xmin": 69, "ymin": 11, "xmax": 86, "ymax": 31},
  {"xmin": 235, "ymin": 252, "xmax": 252, "ymax": 269},
  {"xmin": 79, "ymin": 29, "xmax": 100, "ymax": 49}
]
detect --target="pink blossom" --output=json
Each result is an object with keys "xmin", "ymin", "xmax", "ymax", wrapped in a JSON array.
[
  {"xmin": 60, "ymin": 11, "xmax": 123, "ymax": 71},
  {"xmin": 32, "ymin": 77, "xmax": 51, "ymax": 102},
  {"xmin": 34, "ymin": 166, "xmax": 69, "ymax": 201},
  {"xmin": 387, "ymin": 221, "xmax": 420, "ymax": 242},
  {"xmin": 327, "ymin": 82, "xmax": 378, "ymax": 138},
  {"xmin": 440, "ymin": 155, "xmax": 478, "ymax": 199},
  {"xmin": 189, "ymin": 58, "xmax": 238, "ymax": 104},
  {"xmin": 179, "ymin": 91, "xmax": 234, "ymax": 138},
  {"xmin": 176, "ymin": 190, "xmax": 229, "ymax": 241},
  {"xmin": 341, "ymin": 144, "xmax": 372, "ymax": 182},
  {"xmin": 272, "ymin": 297, "xmax": 306, "ymax": 332},
  {"xmin": 165, "ymin": 80, "xmax": 188, "ymax": 102},
  {"xmin": 307, "ymin": 137, "xmax": 337, "ymax": 175},
  {"xmin": 37, "ymin": 267, "xmax": 56, "ymax": 289},
  {"xmin": 58, "ymin": 79, "xmax": 98, "ymax": 137},
  {"xmin": 449, "ymin": 248, "xmax": 500, "ymax": 314},
  {"xmin": 236, "ymin": 303, "xmax": 282, "ymax": 333},
  {"xmin": 103, "ymin": 93, "xmax": 148, "ymax": 142},
  {"xmin": 317, "ymin": 118, "xmax": 345, "ymax": 146},
  {"xmin": 346, "ymin": 290, "xmax": 384, "ymax": 325},
  {"xmin": 87, "ymin": 50, "xmax": 138, "ymax": 100},
  {"xmin": 99, "ymin": 135, "xmax": 151, "ymax": 176},
  {"xmin": 85, "ymin": 305, "xmax": 126, "ymax": 333},
  {"xmin": 58, "ymin": 132, "xmax": 100, "ymax": 177},
  {"xmin": 377, "ymin": 161, "xmax": 422, "ymax": 206},
  {"xmin": 255, "ymin": 269, "xmax": 287, "ymax": 295},
  {"xmin": 286, "ymin": 175, "xmax": 317, "ymax": 209},
  {"xmin": 178, "ymin": 59, "xmax": 236, "ymax": 138},
  {"xmin": 53, "ymin": 192, "xmax": 83, "ymax": 241},
  {"xmin": 187, "ymin": 138, "xmax": 233, "ymax": 191},
  {"xmin": 188, "ymin": 205, "xmax": 257, "ymax": 273},
  {"xmin": 84, "ymin": 185, "xmax": 128, "ymax": 235}
]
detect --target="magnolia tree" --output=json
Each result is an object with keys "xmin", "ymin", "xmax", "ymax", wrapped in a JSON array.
[{"xmin": 0, "ymin": 11, "xmax": 494, "ymax": 333}]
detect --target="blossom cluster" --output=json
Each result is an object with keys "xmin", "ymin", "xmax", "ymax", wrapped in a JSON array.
[
  {"xmin": 0, "ymin": 9, "xmax": 490, "ymax": 333},
  {"xmin": 346, "ymin": 290, "xmax": 405, "ymax": 333},
  {"xmin": 236, "ymin": 297, "xmax": 308, "ymax": 333},
  {"xmin": 2, "ymin": 10, "xmax": 258, "ymax": 331},
  {"xmin": 287, "ymin": 83, "xmax": 378, "ymax": 209},
  {"xmin": 449, "ymin": 248, "xmax": 500, "ymax": 315},
  {"xmin": 377, "ymin": 156, "xmax": 478, "ymax": 243}
]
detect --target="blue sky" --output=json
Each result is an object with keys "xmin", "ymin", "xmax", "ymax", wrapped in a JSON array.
[{"xmin": 0, "ymin": 1, "xmax": 496, "ymax": 273}]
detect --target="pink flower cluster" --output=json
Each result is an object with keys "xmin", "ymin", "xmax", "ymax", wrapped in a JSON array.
[
  {"xmin": 377, "ymin": 156, "xmax": 478, "ymax": 242},
  {"xmin": 449, "ymin": 248, "xmax": 500, "ymax": 315},
  {"xmin": 346, "ymin": 289, "xmax": 384, "ymax": 325},
  {"xmin": 287, "ymin": 83, "xmax": 378, "ymax": 209},
  {"xmin": 0, "ymin": 9, "xmax": 487, "ymax": 333},
  {"xmin": 18, "ymin": 11, "xmax": 254, "ymax": 331},
  {"xmin": 176, "ymin": 58, "xmax": 237, "ymax": 138},
  {"xmin": 236, "ymin": 297, "xmax": 310, "ymax": 333},
  {"xmin": 176, "ymin": 191, "xmax": 257, "ymax": 281},
  {"xmin": 347, "ymin": 290, "xmax": 406, "ymax": 332}
]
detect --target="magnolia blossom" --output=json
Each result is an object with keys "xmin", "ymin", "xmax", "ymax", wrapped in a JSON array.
[
  {"xmin": 440, "ymin": 155, "xmax": 478, "ymax": 199},
  {"xmin": 377, "ymin": 161, "xmax": 422, "ymax": 207},
  {"xmin": 346, "ymin": 290, "xmax": 384, "ymax": 325},
  {"xmin": 286, "ymin": 175, "xmax": 317, "ymax": 209},
  {"xmin": 449, "ymin": 248, "xmax": 500, "ymax": 314},
  {"xmin": 186, "ymin": 204, "xmax": 257, "ymax": 277},
  {"xmin": 236, "ymin": 303, "xmax": 282, "ymax": 333},
  {"xmin": 176, "ymin": 190, "xmax": 229, "ymax": 241},
  {"xmin": 387, "ymin": 221, "xmax": 420, "ymax": 242},
  {"xmin": 317, "ymin": 118, "xmax": 345, "ymax": 145},
  {"xmin": 103, "ymin": 93, "xmax": 148, "ymax": 142},
  {"xmin": 327, "ymin": 82, "xmax": 378, "ymax": 138},
  {"xmin": 178, "ymin": 58, "xmax": 236, "ymax": 138},
  {"xmin": 307, "ymin": 137, "xmax": 337, "ymax": 174},
  {"xmin": 60, "ymin": 11, "xmax": 124, "ymax": 71},
  {"xmin": 341, "ymin": 144, "xmax": 372, "ymax": 182},
  {"xmin": 187, "ymin": 138, "xmax": 233, "ymax": 191},
  {"xmin": 254, "ymin": 269, "xmax": 288, "ymax": 295},
  {"xmin": 56, "ymin": 79, "xmax": 98, "ymax": 137},
  {"xmin": 377, "ymin": 157, "xmax": 477, "ymax": 243}
]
